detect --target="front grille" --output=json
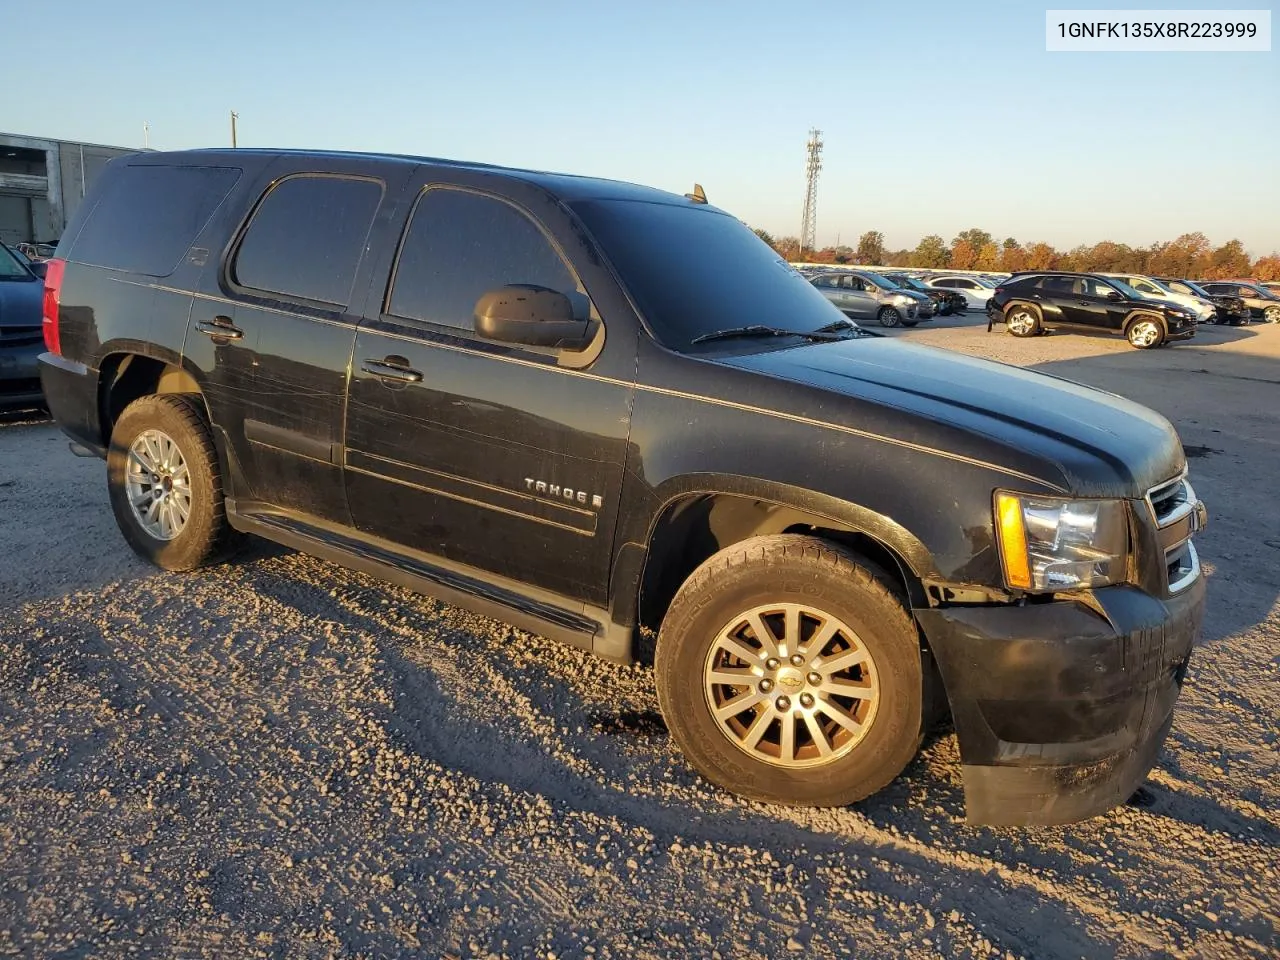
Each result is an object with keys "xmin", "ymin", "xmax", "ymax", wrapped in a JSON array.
[
  {"xmin": 1146, "ymin": 473, "xmax": 1203, "ymax": 594},
  {"xmin": 0, "ymin": 325, "xmax": 42, "ymax": 347}
]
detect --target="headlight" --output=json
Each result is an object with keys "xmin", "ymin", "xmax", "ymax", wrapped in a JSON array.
[
  {"xmin": 893, "ymin": 295, "xmax": 912, "ymax": 306},
  {"xmin": 995, "ymin": 492, "xmax": 1129, "ymax": 592}
]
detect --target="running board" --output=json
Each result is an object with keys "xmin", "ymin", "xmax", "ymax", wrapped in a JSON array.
[{"xmin": 227, "ymin": 504, "xmax": 627, "ymax": 660}]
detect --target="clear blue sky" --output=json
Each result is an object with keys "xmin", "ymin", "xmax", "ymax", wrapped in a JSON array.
[{"xmin": 9, "ymin": 0, "xmax": 1278, "ymax": 254}]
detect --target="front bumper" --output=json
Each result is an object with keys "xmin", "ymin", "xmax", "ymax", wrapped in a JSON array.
[
  {"xmin": 916, "ymin": 576, "xmax": 1205, "ymax": 826},
  {"xmin": 0, "ymin": 339, "xmax": 45, "ymax": 410},
  {"xmin": 1165, "ymin": 322, "xmax": 1196, "ymax": 342}
]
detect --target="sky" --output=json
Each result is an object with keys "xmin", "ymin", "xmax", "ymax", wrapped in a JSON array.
[{"xmin": 7, "ymin": 0, "xmax": 1278, "ymax": 255}]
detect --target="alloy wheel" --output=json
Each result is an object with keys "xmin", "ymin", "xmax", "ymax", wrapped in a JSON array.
[
  {"xmin": 703, "ymin": 603, "xmax": 880, "ymax": 768},
  {"xmin": 1007, "ymin": 309, "xmax": 1035, "ymax": 335},
  {"xmin": 1129, "ymin": 320, "xmax": 1161, "ymax": 348},
  {"xmin": 125, "ymin": 428, "xmax": 192, "ymax": 541}
]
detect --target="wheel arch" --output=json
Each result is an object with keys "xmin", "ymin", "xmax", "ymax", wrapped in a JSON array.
[
  {"xmin": 1122, "ymin": 310, "xmax": 1167, "ymax": 335},
  {"xmin": 626, "ymin": 480, "xmax": 938, "ymax": 659},
  {"xmin": 97, "ymin": 345, "xmax": 210, "ymax": 448}
]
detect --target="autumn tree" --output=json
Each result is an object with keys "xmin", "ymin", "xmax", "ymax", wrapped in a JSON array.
[
  {"xmin": 752, "ymin": 227, "xmax": 776, "ymax": 248},
  {"xmin": 954, "ymin": 228, "xmax": 994, "ymax": 253},
  {"xmin": 856, "ymin": 230, "xmax": 886, "ymax": 265},
  {"xmin": 1253, "ymin": 254, "xmax": 1280, "ymax": 281},
  {"xmin": 885, "ymin": 249, "xmax": 912, "ymax": 267},
  {"xmin": 1026, "ymin": 242, "xmax": 1058, "ymax": 270},
  {"xmin": 1147, "ymin": 232, "xmax": 1211, "ymax": 278},
  {"xmin": 949, "ymin": 239, "xmax": 978, "ymax": 270},
  {"xmin": 1000, "ymin": 239, "xmax": 1028, "ymax": 273},
  {"xmin": 975, "ymin": 242, "xmax": 1001, "ymax": 270},
  {"xmin": 1205, "ymin": 239, "xmax": 1252, "ymax": 279},
  {"xmin": 774, "ymin": 236, "xmax": 802, "ymax": 261},
  {"xmin": 910, "ymin": 235, "xmax": 950, "ymax": 268}
]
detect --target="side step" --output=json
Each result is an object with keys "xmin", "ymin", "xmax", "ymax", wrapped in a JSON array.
[{"xmin": 227, "ymin": 504, "xmax": 629, "ymax": 660}]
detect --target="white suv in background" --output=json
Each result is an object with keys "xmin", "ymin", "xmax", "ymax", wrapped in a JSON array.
[
  {"xmin": 1099, "ymin": 273, "xmax": 1216, "ymax": 324},
  {"xmin": 925, "ymin": 275, "xmax": 998, "ymax": 309}
]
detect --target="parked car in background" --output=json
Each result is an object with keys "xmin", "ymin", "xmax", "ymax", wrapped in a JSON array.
[
  {"xmin": 810, "ymin": 270, "xmax": 935, "ymax": 327},
  {"xmin": 1198, "ymin": 281, "xmax": 1280, "ymax": 323},
  {"xmin": 1097, "ymin": 273, "xmax": 1216, "ymax": 324},
  {"xmin": 0, "ymin": 240, "xmax": 47, "ymax": 411},
  {"xmin": 15, "ymin": 241, "xmax": 57, "ymax": 264},
  {"xmin": 1156, "ymin": 278, "xmax": 1251, "ymax": 325},
  {"xmin": 926, "ymin": 275, "xmax": 998, "ymax": 310},
  {"xmin": 1261, "ymin": 281, "xmax": 1280, "ymax": 294},
  {"xmin": 883, "ymin": 273, "xmax": 965, "ymax": 315},
  {"xmin": 988, "ymin": 272, "xmax": 1198, "ymax": 348}
]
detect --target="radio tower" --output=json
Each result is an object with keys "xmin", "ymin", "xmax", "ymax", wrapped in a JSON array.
[{"xmin": 799, "ymin": 128, "xmax": 823, "ymax": 258}]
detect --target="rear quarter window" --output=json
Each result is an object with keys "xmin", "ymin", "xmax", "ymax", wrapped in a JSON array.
[{"xmin": 69, "ymin": 164, "xmax": 242, "ymax": 277}]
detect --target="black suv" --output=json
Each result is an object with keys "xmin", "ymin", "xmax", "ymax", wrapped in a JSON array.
[
  {"xmin": 39, "ymin": 149, "xmax": 1208, "ymax": 826},
  {"xmin": 1157, "ymin": 278, "xmax": 1251, "ymax": 326},
  {"xmin": 988, "ymin": 272, "xmax": 1198, "ymax": 348}
]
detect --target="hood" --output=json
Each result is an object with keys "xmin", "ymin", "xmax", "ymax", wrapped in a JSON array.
[
  {"xmin": 0, "ymin": 276, "xmax": 43, "ymax": 328},
  {"xmin": 715, "ymin": 337, "xmax": 1184, "ymax": 498}
]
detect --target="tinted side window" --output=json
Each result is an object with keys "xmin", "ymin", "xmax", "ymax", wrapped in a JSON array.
[
  {"xmin": 232, "ymin": 175, "xmax": 382, "ymax": 305},
  {"xmin": 388, "ymin": 188, "xmax": 579, "ymax": 331},
  {"xmin": 71, "ymin": 164, "xmax": 241, "ymax": 277}
]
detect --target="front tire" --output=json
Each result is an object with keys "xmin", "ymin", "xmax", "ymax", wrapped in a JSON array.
[
  {"xmin": 655, "ymin": 535, "xmax": 923, "ymax": 808},
  {"xmin": 877, "ymin": 307, "xmax": 902, "ymax": 328},
  {"xmin": 107, "ymin": 394, "xmax": 238, "ymax": 571},
  {"xmin": 1126, "ymin": 316, "xmax": 1164, "ymax": 349},
  {"xmin": 1264, "ymin": 306, "xmax": 1280, "ymax": 324}
]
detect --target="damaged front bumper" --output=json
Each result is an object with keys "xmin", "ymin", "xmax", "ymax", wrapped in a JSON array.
[{"xmin": 916, "ymin": 577, "xmax": 1205, "ymax": 827}]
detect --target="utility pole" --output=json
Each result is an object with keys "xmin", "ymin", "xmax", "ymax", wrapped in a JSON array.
[
  {"xmin": 799, "ymin": 128, "xmax": 823, "ymax": 260},
  {"xmin": 230, "ymin": 110, "xmax": 239, "ymax": 148}
]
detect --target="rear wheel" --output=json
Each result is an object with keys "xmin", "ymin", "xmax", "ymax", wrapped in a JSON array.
[
  {"xmin": 655, "ymin": 535, "xmax": 923, "ymax": 807},
  {"xmin": 106, "ymin": 394, "xmax": 239, "ymax": 570},
  {"xmin": 876, "ymin": 307, "xmax": 902, "ymax": 328},
  {"xmin": 1005, "ymin": 304, "xmax": 1040, "ymax": 337},
  {"xmin": 1126, "ymin": 316, "xmax": 1164, "ymax": 349}
]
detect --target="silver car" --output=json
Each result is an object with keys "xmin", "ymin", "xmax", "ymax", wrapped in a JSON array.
[{"xmin": 809, "ymin": 270, "xmax": 934, "ymax": 327}]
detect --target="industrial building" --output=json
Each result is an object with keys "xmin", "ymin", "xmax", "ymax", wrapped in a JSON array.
[{"xmin": 0, "ymin": 132, "xmax": 143, "ymax": 247}]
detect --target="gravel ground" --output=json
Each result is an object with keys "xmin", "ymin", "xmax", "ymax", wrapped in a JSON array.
[{"xmin": 1, "ymin": 318, "xmax": 1278, "ymax": 959}]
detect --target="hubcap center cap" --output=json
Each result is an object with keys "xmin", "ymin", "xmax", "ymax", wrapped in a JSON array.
[{"xmin": 776, "ymin": 667, "xmax": 805, "ymax": 691}]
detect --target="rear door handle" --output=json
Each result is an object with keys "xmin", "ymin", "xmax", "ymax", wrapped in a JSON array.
[
  {"xmin": 196, "ymin": 316, "xmax": 243, "ymax": 341},
  {"xmin": 361, "ymin": 357, "xmax": 423, "ymax": 383}
]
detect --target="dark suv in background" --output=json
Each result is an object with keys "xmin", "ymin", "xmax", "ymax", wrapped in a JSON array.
[
  {"xmin": 988, "ymin": 271, "xmax": 1198, "ymax": 348},
  {"xmin": 883, "ymin": 273, "xmax": 966, "ymax": 315},
  {"xmin": 38, "ymin": 148, "xmax": 1208, "ymax": 826},
  {"xmin": 0, "ymin": 239, "xmax": 47, "ymax": 411},
  {"xmin": 1198, "ymin": 280, "xmax": 1280, "ymax": 323}
]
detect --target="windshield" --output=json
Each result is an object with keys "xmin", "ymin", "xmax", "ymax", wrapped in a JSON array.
[
  {"xmin": 889, "ymin": 276, "xmax": 927, "ymax": 291},
  {"xmin": 571, "ymin": 199, "xmax": 852, "ymax": 349},
  {"xmin": 1106, "ymin": 276, "xmax": 1150, "ymax": 300},
  {"xmin": 858, "ymin": 271, "xmax": 897, "ymax": 291},
  {"xmin": 977, "ymin": 277, "xmax": 1000, "ymax": 288},
  {"xmin": 0, "ymin": 242, "xmax": 34, "ymax": 280}
]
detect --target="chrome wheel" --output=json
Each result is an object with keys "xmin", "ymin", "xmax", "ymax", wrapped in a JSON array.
[
  {"xmin": 877, "ymin": 307, "xmax": 901, "ymax": 328},
  {"xmin": 703, "ymin": 603, "xmax": 880, "ymax": 769},
  {"xmin": 1006, "ymin": 308, "xmax": 1036, "ymax": 336},
  {"xmin": 125, "ymin": 428, "xmax": 192, "ymax": 541},
  {"xmin": 1128, "ymin": 319, "xmax": 1161, "ymax": 348},
  {"xmin": 1265, "ymin": 306, "xmax": 1280, "ymax": 324}
]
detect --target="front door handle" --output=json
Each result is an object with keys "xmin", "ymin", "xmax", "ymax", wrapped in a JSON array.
[
  {"xmin": 196, "ymin": 315, "xmax": 243, "ymax": 341},
  {"xmin": 361, "ymin": 357, "xmax": 423, "ymax": 383}
]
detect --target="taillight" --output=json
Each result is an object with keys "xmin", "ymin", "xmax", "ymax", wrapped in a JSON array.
[{"xmin": 41, "ymin": 257, "xmax": 66, "ymax": 356}]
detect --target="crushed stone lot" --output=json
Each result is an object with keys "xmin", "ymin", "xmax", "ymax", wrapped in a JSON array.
[{"xmin": 1, "ymin": 318, "xmax": 1278, "ymax": 959}]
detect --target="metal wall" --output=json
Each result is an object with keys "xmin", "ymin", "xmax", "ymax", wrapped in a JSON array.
[{"xmin": 0, "ymin": 133, "xmax": 141, "ymax": 246}]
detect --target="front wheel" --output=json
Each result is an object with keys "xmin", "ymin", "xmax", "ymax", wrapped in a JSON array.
[
  {"xmin": 876, "ymin": 307, "xmax": 902, "ymax": 328},
  {"xmin": 1126, "ymin": 317, "xmax": 1164, "ymax": 349},
  {"xmin": 1264, "ymin": 306, "xmax": 1280, "ymax": 324},
  {"xmin": 106, "ymin": 394, "xmax": 239, "ymax": 570},
  {"xmin": 655, "ymin": 535, "xmax": 923, "ymax": 807}
]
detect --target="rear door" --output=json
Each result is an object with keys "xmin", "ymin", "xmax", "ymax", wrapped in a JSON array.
[
  {"xmin": 839, "ymin": 275, "xmax": 876, "ymax": 317},
  {"xmin": 186, "ymin": 158, "xmax": 410, "ymax": 525},
  {"xmin": 1060, "ymin": 277, "xmax": 1122, "ymax": 330},
  {"xmin": 343, "ymin": 173, "xmax": 635, "ymax": 604}
]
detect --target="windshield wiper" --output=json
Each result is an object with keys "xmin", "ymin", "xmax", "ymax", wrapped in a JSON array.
[
  {"xmin": 691, "ymin": 324, "xmax": 845, "ymax": 345},
  {"xmin": 812, "ymin": 318, "xmax": 881, "ymax": 337}
]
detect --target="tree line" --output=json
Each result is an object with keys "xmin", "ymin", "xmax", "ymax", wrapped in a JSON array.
[{"xmin": 750, "ymin": 228, "xmax": 1280, "ymax": 281}]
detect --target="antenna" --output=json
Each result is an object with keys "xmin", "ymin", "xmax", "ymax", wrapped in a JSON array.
[
  {"xmin": 799, "ymin": 128, "xmax": 823, "ymax": 258},
  {"xmin": 684, "ymin": 183, "xmax": 708, "ymax": 204},
  {"xmin": 230, "ymin": 110, "xmax": 239, "ymax": 148}
]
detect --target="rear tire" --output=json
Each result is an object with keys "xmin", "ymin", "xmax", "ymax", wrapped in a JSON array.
[
  {"xmin": 106, "ymin": 394, "xmax": 240, "ymax": 571},
  {"xmin": 655, "ymin": 535, "xmax": 923, "ymax": 807},
  {"xmin": 1005, "ymin": 304, "xmax": 1041, "ymax": 337}
]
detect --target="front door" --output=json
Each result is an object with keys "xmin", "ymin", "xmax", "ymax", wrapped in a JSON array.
[{"xmin": 343, "ymin": 176, "xmax": 636, "ymax": 605}]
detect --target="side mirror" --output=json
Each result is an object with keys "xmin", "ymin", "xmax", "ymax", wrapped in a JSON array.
[
  {"xmin": 473, "ymin": 284, "xmax": 593, "ymax": 351},
  {"xmin": 28, "ymin": 260, "xmax": 48, "ymax": 280},
  {"xmin": 1105, "ymin": 290, "xmax": 1123, "ymax": 301}
]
